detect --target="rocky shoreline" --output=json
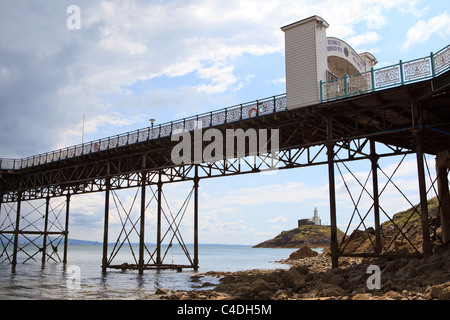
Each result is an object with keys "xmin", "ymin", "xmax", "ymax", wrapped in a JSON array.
[{"xmin": 158, "ymin": 245, "xmax": 450, "ymax": 300}]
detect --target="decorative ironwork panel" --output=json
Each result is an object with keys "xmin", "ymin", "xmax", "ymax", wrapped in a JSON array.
[
  {"xmin": 99, "ymin": 140, "xmax": 109, "ymax": 151},
  {"xmin": 1, "ymin": 159, "xmax": 14, "ymax": 170},
  {"xmin": 404, "ymin": 58, "xmax": 431, "ymax": 81},
  {"xmin": 211, "ymin": 111, "xmax": 225, "ymax": 125},
  {"xmin": 324, "ymin": 78, "xmax": 345, "ymax": 100},
  {"xmin": 150, "ymin": 127, "xmax": 159, "ymax": 139},
  {"xmin": 160, "ymin": 124, "xmax": 172, "ymax": 137},
  {"xmin": 53, "ymin": 151, "xmax": 60, "ymax": 162},
  {"xmin": 348, "ymin": 73, "xmax": 371, "ymax": 95},
  {"xmin": 375, "ymin": 66, "xmax": 400, "ymax": 87},
  {"xmin": 226, "ymin": 108, "xmax": 241, "ymax": 123},
  {"xmin": 83, "ymin": 144, "xmax": 91, "ymax": 154},
  {"xmin": 184, "ymin": 119, "xmax": 195, "ymax": 131},
  {"xmin": 198, "ymin": 115, "xmax": 211, "ymax": 129},
  {"xmin": 118, "ymin": 135, "xmax": 127, "ymax": 147},
  {"xmin": 138, "ymin": 130, "xmax": 148, "ymax": 142},
  {"xmin": 128, "ymin": 132, "xmax": 137, "ymax": 144},
  {"xmin": 172, "ymin": 122, "xmax": 184, "ymax": 133},
  {"xmin": 435, "ymin": 45, "xmax": 450, "ymax": 73},
  {"xmin": 75, "ymin": 146, "xmax": 83, "ymax": 157},
  {"xmin": 275, "ymin": 96, "xmax": 287, "ymax": 112},
  {"xmin": 109, "ymin": 137, "xmax": 118, "ymax": 149},
  {"xmin": 259, "ymin": 99, "xmax": 274, "ymax": 115},
  {"xmin": 242, "ymin": 103, "xmax": 256, "ymax": 119}
]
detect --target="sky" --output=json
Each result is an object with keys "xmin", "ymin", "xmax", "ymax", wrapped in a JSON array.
[{"xmin": 1, "ymin": 0, "xmax": 449, "ymax": 246}]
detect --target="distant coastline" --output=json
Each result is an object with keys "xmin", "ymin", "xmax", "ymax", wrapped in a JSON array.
[{"xmin": 13, "ymin": 236, "xmax": 261, "ymax": 247}]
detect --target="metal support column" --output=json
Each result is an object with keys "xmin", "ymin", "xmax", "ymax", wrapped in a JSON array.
[
  {"xmin": 413, "ymin": 130, "xmax": 433, "ymax": 257},
  {"xmin": 193, "ymin": 165, "xmax": 199, "ymax": 271},
  {"xmin": 156, "ymin": 170, "xmax": 162, "ymax": 265},
  {"xmin": 102, "ymin": 177, "xmax": 111, "ymax": 273},
  {"xmin": 138, "ymin": 170, "xmax": 147, "ymax": 275},
  {"xmin": 41, "ymin": 196, "xmax": 50, "ymax": 264},
  {"xmin": 436, "ymin": 150, "xmax": 450, "ymax": 244},
  {"xmin": 370, "ymin": 140, "xmax": 382, "ymax": 253},
  {"xmin": 327, "ymin": 143, "xmax": 339, "ymax": 268},
  {"xmin": 63, "ymin": 194, "xmax": 71, "ymax": 264},
  {"xmin": 327, "ymin": 117, "xmax": 339, "ymax": 268},
  {"xmin": 12, "ymin": 192, "xmax": 22, "ymax": 266}
]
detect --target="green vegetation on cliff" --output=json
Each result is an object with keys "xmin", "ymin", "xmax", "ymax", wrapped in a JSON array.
[{"xmin": 254, "ymin": 225, "xmax": 344, "ymax": 248}]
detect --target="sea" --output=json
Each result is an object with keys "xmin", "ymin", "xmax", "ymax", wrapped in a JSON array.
[{"xmin": 0, "ymin": 244, "xmax": 305, "ymax": 300}]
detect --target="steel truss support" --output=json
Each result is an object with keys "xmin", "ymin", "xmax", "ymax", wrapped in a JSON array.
[
  {"xmin": 193, "ymin": 164, "xmax": 199, "ymax": 270},
  {"xmin": 63, "ymin": 194, "xmax": 70, "ymax": 264},
  {"xmin": 12, "ymin": 192, "xmax": 22, "ymax": 266},
  {"xmin": 327, "ymin": 138, "xmax": 446, "ymax": 265},
  {"xmin": 370, "ymin": 140, "xmax": 382, "ymax": 254},
  {"xmin": 102, "ymin": 176, "xmax": 110, "ymax": 273},
  {"xmin": 413, "ymin": 130, "xmax": 433, "ymax": 257},
  {"xmin": 327, "ymin": 142, "xmax": 339, "ymax": 268},
  {"xmin": 138, "ymin": 170, "xmax": 146, "ymax": 275},
  {"xmin": 0, "ymin": 137, "xmax": 416, "ymax": 204},
  {"xmin": 0, "ymin": 193, "xmax": 70, "ymax": 266},
  {"xmin": 1, "ymin": 137, "xmax": 445, "ymax": 268},
  {"xmin": 102, "ymin": 166, "xmax": 200, "ymax": 273}
]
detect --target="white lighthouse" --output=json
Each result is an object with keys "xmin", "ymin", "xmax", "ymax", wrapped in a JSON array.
[{"xmin": 313, "ymin": 207, "xmax": 321, "ymax": 226}]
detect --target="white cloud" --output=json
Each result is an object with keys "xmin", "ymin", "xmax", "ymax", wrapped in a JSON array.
[
  {"xmin": 209, "ymin": 181, "xmax": 328, "ymax": 206},
  {"xmin": 403, "ymin": 12, "xmax": 450, "ymax": 49},
  {"xmin": 346, "ymin": 32, "xmax": 383, "ymax": 48},
  {"xmin": 269, "ymin": 215, "xmax": 288, "ymax": 223}
]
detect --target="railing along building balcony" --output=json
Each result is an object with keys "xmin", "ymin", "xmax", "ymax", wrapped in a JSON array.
[{"xmin": 320, "ymin": 44, "xmax": 450, "ymax": 102}]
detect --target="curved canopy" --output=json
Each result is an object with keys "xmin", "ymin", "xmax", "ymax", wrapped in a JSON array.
[{"xmin": 327, "ymin": 37, "xmax": 377, "ymax": 77}]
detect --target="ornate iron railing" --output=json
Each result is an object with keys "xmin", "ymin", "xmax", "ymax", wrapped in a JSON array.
[
  {"xmin": 0, "ymin": 94, "xmax": 287, "ymax": 170},
  {"xmin": 320, "ymin": 44, "xmax": 450, "ymax": 102}
]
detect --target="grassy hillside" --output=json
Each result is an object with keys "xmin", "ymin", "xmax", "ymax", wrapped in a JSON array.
[{"xmin": 254, "ymin": 225, "xmax": 344, "ymax": 248}]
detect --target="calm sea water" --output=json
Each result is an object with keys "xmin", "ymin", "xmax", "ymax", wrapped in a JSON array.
[{"xmin": 0, "ymin": 245, "xmax": 299, "ymax": 300}]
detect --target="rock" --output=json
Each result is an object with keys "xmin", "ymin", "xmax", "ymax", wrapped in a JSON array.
[
  {"xmin": 161, "ymin": 238, "xmax": 450, "ymax": 301},
  {"xmin": 214, "ymin": 282, "xmax": 234, "ymax": 293},
  {"xmin": 291, "ymin": 264, "xmax": 310, "ymax": 275},
  {"xmin": 321, "ymin": 286, "xmax": 342, "ymax": 297},
  {"xmin": 251, "ymin": 278, "xmax": 271, "ymax": 293},
  {"xmin": 352, "ymin": 293, "xmax": 373, "ymax": 300},
  {"xmin": 155, "ymin": 288, "xmax": 168, "ymax": 295},
  {"xmin": 328, "ymin": 274, "xmax": 345, "ymax": 286},
  {"xmin": 289, "ymin": 246, "xmax": 319, "ymax": 259},
  {"xmin": 428, "ymin": 281, "xmax": 450, "ymax": 299},
  {"xmin": 292, "ymin": 278, "xmax": 306, "ymax": 291},
  {"xmin": 273, "ymin": 289, "xmax": 289, "ymax": 300},
  {"xmin": 385, "ymin": 290, "xmax": 405, "ymax": 300},
  {"xmin": 285, "ymin": 268, "xmax": 305, "ymax": 285},
  {"xmin": 438, "ymin": 287, "xmax": 450, "ymax": 300}
]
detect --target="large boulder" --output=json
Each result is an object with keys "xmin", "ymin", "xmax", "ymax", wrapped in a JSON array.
[{"xmin": 289, "ymin": 245, "xmax": 319, "ymax": 259}]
